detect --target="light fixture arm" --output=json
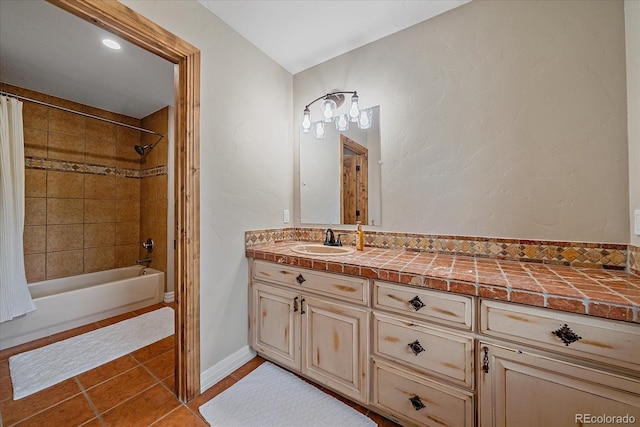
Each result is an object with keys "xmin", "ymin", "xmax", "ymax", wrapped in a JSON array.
[{"xmin": 303, "ymin": 91, "xmax": 357, "ymax": 110}]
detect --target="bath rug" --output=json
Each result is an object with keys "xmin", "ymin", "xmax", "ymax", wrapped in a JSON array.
[
  {"xmin": 9, "ymin": 307, "xmax": 174, "ymax": 400},
  {"xmin": 199, "ymin": 361, "xmax": 377, "ymax": 427}
]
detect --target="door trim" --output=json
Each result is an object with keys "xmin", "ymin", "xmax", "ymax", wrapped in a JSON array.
[{"xmin": 47, "ymin": 0, "xmax": 201, "ymax": 401}]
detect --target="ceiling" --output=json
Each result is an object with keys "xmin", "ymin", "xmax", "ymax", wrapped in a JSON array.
[
  {"xmin": 198, "ymin": 1, "xmax": 470, "ymax": 75},
  {"xmin": 0, "ymin": 0, "xmax": 468, "ymax": 119}
]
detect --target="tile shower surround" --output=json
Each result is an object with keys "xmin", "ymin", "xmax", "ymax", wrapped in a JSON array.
[
  {"xmin": 4, "ymin": 83, "xmax": 169, "ymax": 282},
  {"xmin": 245, "ymin": 229, "xmax": 640, "ymax": 323}
]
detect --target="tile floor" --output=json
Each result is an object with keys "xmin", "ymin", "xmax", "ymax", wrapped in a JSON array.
[{"xmin": 0, "ymin": 303, "xmax": 398, "ymax": 426}]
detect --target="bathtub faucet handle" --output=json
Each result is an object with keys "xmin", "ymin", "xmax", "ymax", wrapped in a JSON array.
[{"xmin": 142, "ymin": 238, "xmax": 154, "ymax": 253}]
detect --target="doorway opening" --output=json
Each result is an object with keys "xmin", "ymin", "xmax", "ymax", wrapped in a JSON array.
[{"xmin": 48, "ymin": 0, "xmax": 202, "ymax": 402}]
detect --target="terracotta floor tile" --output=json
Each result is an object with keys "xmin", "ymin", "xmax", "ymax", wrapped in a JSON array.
[
  {"xmin": 0, "ymin": 359, "xmax": 10, "ymax": 377},
  {"xmin": 229, "ymin": 355, "xmax": 266, "ymax": 380},
  {"xmin": 86, "ymin": 366, "xmax": 157, "ymax": 413},
  {"xmin": 186, "ymin": 376, "xmax": 238, "ymax": 412},
  {"xmin": 77, "ymin": 355, "xmax": 138, "ymax": 389},
  {"xmin": 150, "ymin": 405, "xmax": 208, "ymax": 426},
  {"xmin": 0, "ymin": 378, "xmax": 81, "ymax": 426},
  {"xmin": 95, "ymin": 312, "xmax": 136, "ymax": 328},
  {"xmin": 79, "ymin": 418, "xmax": 105, "ymax": 427},
  {"xmin": 133, "ymin": 303, "xmax": 169, "ymax": 316},
  {"xmin": 0, "ymin": 374, "xmax": 12, "ymax": 402},
  {"xmin": 0, "ymin": 336, "xmax": 54, "ymax": 361},
  {"xmin": 131, "ymin": 336, "xmax": 174, "ymax": 364},
  {"xmin": 13, "ymin": 394, "xmax": 95, "ymax": 427},
  {"xmin": 144, "ymin": 350, "xmax": 174, "ymax": 380},
  {"xmin": 162, "ymin": 374, "xmax": 175, "ymax": 392},
  {"xmin": 101, "ymin": 384, "xmax": 180, "ymax": 427}
]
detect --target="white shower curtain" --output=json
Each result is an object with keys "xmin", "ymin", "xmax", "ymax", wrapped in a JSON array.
[{"xmin": 0, "ymin": 95, "xmax": 36, "ymax": 323}]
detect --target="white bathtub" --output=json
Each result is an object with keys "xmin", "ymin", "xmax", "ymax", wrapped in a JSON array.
[{"xmin": 0, "ymin": 266, "xmax": 165, "ymax": 351}]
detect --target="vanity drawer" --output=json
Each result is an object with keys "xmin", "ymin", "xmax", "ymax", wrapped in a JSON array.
[
  {"xmin": 480, "ymin": 299, "xmax": 640, "ymax": 371},
  {"xmin": 372, "ymin": 358, "xmax": 474, "ymax": 427},
  {"xmin": 253, "ymin": 260, "xmax": 369, "ymax": 305},
  {"xmin": 373, "ymin": 281, "xmax": 473, "ymax": 330},
  {"xmin": 372, "ymin": 313, "xmax": 474, "ymax": 388}
]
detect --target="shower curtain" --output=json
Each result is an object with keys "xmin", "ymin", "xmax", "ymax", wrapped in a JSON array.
[{"xmin": 0, "ymin": 95, "xmax": 36, "ymax": 323}]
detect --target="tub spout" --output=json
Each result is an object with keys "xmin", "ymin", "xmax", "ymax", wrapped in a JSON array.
[{"xmin": 136, "ymin": 258, "xmax": 152, "ymax": 266}]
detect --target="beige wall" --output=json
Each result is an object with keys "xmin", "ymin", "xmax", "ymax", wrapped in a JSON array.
[
  {"xmin": 122, "ymin": 0, "xmax": 294, "ymax": 374},
  {"xmin": 294, "ymin": 0, "xmax": 629, "ymax": 243},
  {"xmin": 626, "ymin": 0, "xmax": 640, "ymax": 247}
]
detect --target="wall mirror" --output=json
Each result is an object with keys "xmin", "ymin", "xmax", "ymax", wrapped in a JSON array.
[{"xmin": 300, "ymin": 106, "xmax": 381, "ymax": 226}]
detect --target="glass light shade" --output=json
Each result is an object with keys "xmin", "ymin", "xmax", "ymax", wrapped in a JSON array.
[
  {"xmin": 348, "ymin": 93, "xmax": 360, "ymax": 122},
  {"xmin": 358, "ymin": 109, "xmax": 373, "ymax": 130},
  {"xmin": 321, "ymin": 98, "xmax": 336, "ymax": 122},
  {"xmin": 314, "ymin": 121, "xmax": 326, "ymax": 139},
  {"xmin": 335, "ymin": 114, "xmax": 349, "ymax": 131},
  {"xmin": 301, "ymin": 108, "xmax": 311, "ymax": 133}
]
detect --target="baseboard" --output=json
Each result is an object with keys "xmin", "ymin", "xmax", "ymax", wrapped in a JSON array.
[
  {"xmin": 163, "ymin": 292, "xmax": 174, "ymax": 303},
  {"xmin": 200, "ymin": 345, "xmax": 257, "ymax": 393}
]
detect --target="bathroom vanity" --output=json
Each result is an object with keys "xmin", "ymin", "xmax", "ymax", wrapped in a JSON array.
[{"xmin": 247, "ymin": 242, "xmax": 640, "ymax": 427}]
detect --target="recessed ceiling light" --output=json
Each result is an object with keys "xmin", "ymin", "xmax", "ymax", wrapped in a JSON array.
[{"xmin": 102, "ymin": 39, "xmax": 121, "ymax": 50}]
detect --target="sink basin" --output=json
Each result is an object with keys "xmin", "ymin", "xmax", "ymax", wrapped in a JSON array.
[{"xmin": 291, "ymin": 244, "xmax": 356, "ymax": 256}]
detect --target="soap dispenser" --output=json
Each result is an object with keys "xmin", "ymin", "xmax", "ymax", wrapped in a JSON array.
[{"xmin": 356, "ymin": 221, "xmax": 364, "ymax": 251}]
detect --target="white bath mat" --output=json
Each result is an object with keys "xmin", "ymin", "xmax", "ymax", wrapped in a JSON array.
[
  {"xmin": 199, "ymin": 361, "xmax": 377, "ymax": 427},
  {"xmin": 9, "ymin": 307, "xmax": 174, "ymax": 400}
]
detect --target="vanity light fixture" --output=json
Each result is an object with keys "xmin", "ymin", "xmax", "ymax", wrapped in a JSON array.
[{"xmin": 301, "ymin": 91, "xmax": 372, "ymax": 137}]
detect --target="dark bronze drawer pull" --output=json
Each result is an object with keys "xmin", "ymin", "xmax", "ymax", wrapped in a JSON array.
[
  {"xmin": 296, "ymin": 274, "xmax": 306, "ymax": 284},
  {"xmin": 293, "ymin": 297, "xmax": 298, "ymax": 312},
  {"xmin": 409, "ymin": 296, "xmax": 426, "ymax": 311},
  {"xmin": 409, "ymin": 395, "xmax": 426, "ymax": 411},
  {"xmin": 552, "ymin": 324, "xmax": 582, "ymax": 346},
  {"xmin": 408, "ymin": 340, "xmax": 425, "ymax": 356},
  {"xmin": 300, "ymin": 298, "xmax": 306, "ymax": 314}
]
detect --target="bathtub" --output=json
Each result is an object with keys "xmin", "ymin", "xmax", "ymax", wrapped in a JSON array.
[{"xmin": 0, "ymin": 266, "xmax": 165, "ymax": 351}]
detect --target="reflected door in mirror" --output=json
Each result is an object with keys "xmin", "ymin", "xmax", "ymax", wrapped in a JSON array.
[{"xmin": 341, "ymin": 135, "xmax": 368, "ymax": 224}]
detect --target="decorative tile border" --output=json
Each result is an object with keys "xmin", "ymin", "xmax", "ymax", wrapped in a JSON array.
[
  {"xmin": 245, "ymin": 227, "xmax": 629, "ymax": 270},
  {"xmin": 25, "ymin": 157, "xmax": 167, "ymax": 178},
  {"xmin": 630, "ymin": 245, "xmax": 640, "ymax": 276}
]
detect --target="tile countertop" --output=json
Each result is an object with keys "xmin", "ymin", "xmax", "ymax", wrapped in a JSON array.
[{"xmin": 246, "ymin": 241, "xmax": 640, "ymax": 324}]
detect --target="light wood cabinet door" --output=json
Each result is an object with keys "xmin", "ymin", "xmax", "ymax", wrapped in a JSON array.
[
  {"xmin": 479, "ymin": 342, "xmax": 640, "ymax": 427},
  {"xmin": 301, "ymin": 295, "xmax": 369, "ymax": 404},
  {"xmin": 251, "ymin": 282, "xmax": 300, "ymax": 371}
]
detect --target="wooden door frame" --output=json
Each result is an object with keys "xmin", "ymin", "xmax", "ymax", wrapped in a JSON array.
[
  {"xmin": 340, "ymin": 134, "xmax": 368, "ymax": 225},
  {"xmin": 47, "ymin": 0, "xmax": 201, "ymax": 401}
]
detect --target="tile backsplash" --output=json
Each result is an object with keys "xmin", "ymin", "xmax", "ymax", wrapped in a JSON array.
[{"xmin": 246, "ymin": 227, "xmax": 633, "ymax": 271}]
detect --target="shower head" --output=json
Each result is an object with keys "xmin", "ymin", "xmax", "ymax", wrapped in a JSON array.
[{"xmin": 134, "ymin": 144, "xmax": 154, "ymax": 156}]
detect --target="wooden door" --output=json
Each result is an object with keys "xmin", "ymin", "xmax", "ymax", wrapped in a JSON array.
[
  {"xmin": 251, "ymin": 282, "xmax": 300, "ymax": 371},
  {"xmin": 340, "ymin": 135, "xmax": 368, "ymax": 224},
  {"xmin": 479, "ymin": 342, "xmax": 640, "ymax": 427},
  {"xmin": 301, "ymin": 295, "xmax": 369, "ymax": 403}
]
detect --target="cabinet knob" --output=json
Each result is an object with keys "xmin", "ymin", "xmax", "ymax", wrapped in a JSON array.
[
  {"xmin": 409, "ymin": 395, "xmax": 426, "ymax": 411},
  {"xmin": 408, "ymin": 296, "xmax": 426, "ymax": 311},
  {"xmin": 552, "ymin": 324, "xmax": 582, "ymax": 346},
  {"xmin": 296, "ymin": 274, "xmax": 306, "ymax": 284},
  {"xmin": 408, "ymin": 340, "xmax": 425, "ymax": 356}
]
